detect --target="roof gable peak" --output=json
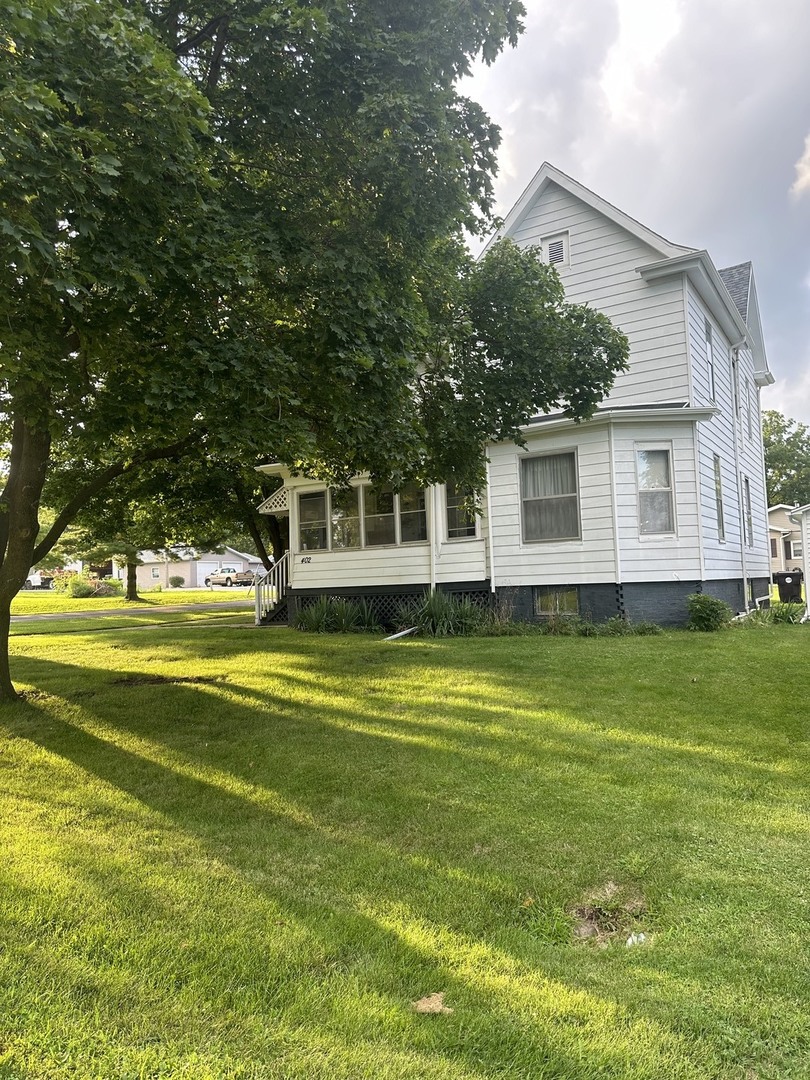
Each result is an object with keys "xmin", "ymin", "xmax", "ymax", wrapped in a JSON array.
[{"xmin": 484, "ymin": 162, "xmax": 696, "ymax": 259}]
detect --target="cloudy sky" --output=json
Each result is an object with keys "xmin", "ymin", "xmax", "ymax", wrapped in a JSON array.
[{"xmin": 463, "ymin": 0, "xmax": 810, "ymax": 424}]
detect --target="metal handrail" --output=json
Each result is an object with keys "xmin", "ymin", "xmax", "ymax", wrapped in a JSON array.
[{"xmin": 254, "ymin": 552, "xmax": 289, "ymax": 625}]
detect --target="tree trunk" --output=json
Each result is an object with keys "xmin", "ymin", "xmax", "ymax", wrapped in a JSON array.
[
  {"xmin": 0, "ymin": 416, "xmax": 51, "ymax": 702},
  {"xmin": 125, "ymin": 562, "xmax": 140, "ymax": 602},
  {"xmin": 0, "ymin": 600, "xmax": 16, "ymax": 702}
]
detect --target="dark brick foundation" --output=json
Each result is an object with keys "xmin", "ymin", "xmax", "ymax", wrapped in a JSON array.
[{"xmin": 265, "ymin": 576, "xmax": 770, "ymax": 628}]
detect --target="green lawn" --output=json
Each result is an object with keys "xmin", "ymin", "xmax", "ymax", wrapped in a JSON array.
[{"xmin": 1, "ymin": 625, "xmax": 809, "ymax": 1079}]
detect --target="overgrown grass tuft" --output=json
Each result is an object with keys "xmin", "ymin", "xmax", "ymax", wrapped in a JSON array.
[{"xmin": 2, "ymin": 625, "xmax": 809, "ymax": 1078}]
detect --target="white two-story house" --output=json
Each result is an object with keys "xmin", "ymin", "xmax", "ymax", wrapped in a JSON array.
[{"xmin": 256, "ymin": 163, "xmax": 773, "ymax": 627}]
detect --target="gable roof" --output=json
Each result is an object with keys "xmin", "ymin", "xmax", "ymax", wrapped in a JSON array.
[
  {"xmin": 482, "ymin": 162, "xmax": 696, "ymax": 260},
  {"xmin": 718, "ymin": 262, "xmax": 752, "ymax": 322}
]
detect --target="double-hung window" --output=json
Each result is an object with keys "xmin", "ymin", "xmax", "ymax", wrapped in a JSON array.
[
  {"xmin": 637, "ymin": 448, "xmax": 675, "ymax": 535},
  {"xmin": 521, "ymin": 452, "xmax": 580, "ymax": 542},
  {"xmin": 705, "ymin": 321, "xmax": 716, "ymax": 402},
  {"xmin": 742, "ymin": 476, "xmax": 753, "ymax": 548},
  {"xmin": 713, "ymin": 455, "xmax": 725, "ymax": 541},
  {"xmin": 445, "ymin": 482, "xmax": 477, "ymax": 539}
]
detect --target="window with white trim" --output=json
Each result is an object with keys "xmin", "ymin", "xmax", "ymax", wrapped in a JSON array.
[
  {"xmin": 397, "ymin": 483, "xmax": 428, "ymax": 543},
  {"xmin": 705, "ymin": 321, "xmax": 716, "ymax": 402},
  {"xmin": 742, "ymin": 475, "xmax": 753, "ymax": 547},
  {"xmin": 151, "ymin": 567, "xmax": 160, "ymax": 579},
  {"xmin": 331, "ymin": 487, "xmax": 360, "ymax": 549},
  {"xmin": 636, "ymin": 448, "xmax": 675, "ymax": 535},
  {"xmin": 746, "ymin": 379, "xmax": 754, "ymax": 440},
  {"xmin": 541, "ymin": 232, "xmax": 569, "ymax": 267},
  {"xmin": 299, "ymin": 491, "xmax": 328, "ymax": 550},
  {"xmin": 445, "ymin": 482, "xmax": 477, "ymax": 539},
  {"xmin": 713, "ymin": 455, "xmax": 725, "ymax": 541},
  {"xmin": 364, "ymin": 485, "xmax": 396, "ymax": 547},
  {"xmin": 521, "ymin": 452, "xmax": 580, "ymax": 542}
]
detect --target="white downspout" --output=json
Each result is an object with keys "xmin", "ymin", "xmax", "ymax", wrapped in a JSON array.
[
  {"xmin": 429, "ymin": 485, "xmax": 438, "ymax": 593},
  {"xmin": 608, "ymin": 421, "xmax": 622, "ymax": 586},
  {"xmin": 485, "ymin": 459, "xmax": 497, "ymax": 594},
  {"xmin": 730, "ymin": 346, "xmax": 750, "ymax": 610}
]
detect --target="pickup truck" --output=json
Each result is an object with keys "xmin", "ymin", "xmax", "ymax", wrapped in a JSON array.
[
  {"xmin": 204, "ymin": 567, "xmax": 257, "ymax": 588},
  {"xmin": 24, "ymin": 570, "xmax": 55, "ymax": 590}
]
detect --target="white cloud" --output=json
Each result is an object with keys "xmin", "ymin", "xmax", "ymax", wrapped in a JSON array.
[
  {"xmin": 791, "ymin": 135, "xmax": 810, "ymax": 197},
  {"xmin": 462, "ymin": 0, "xmax": 810, "ymax": 423},
  {"xmin": 599, "ymin": 0, "xmax": 680, "ymax": 128}
]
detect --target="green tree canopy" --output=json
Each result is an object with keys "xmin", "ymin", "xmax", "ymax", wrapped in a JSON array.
[
  {"xmin": 762, "ymin": 410, "xmax": 810, "ymax": 507},
  {"xmin": 1, "ymin": 0, "xmax": 629, "ymax": 699}
]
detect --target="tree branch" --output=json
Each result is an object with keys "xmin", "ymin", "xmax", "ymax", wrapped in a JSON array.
[
  {"xmin": 32, "ymin": 436, "xmax": 197, "ymax": 565},
  {"xmin": 174, "ymin": 13, "xmax": 230, "ymax": 57}
]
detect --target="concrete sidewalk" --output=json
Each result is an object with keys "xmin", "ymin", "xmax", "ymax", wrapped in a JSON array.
[{"xmin": 11, "ymin": 601, "xmax": 253, "ymax": 624}]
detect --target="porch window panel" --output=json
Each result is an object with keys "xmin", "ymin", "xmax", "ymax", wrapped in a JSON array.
[
  {"xmin": 399, "ymin": 483, "xmax": 427, "ymax": 543},
  {"xmin": 521, "ymin": 453, "xmax": 580, "ymax": 542},
  {"xmin": 331, "ymin": 488, "xmax": 360, "ymax": 549},
  {"xmin": 364, "ymin": 486, "xmax": 396, "ymax": 546},
  {"xmin": 446, "ymin": 482, "xmax": 476, "ymax": 539},
  {"xmin": 299, "ymin": 491, "xmax": 327, "ymax": 550}
]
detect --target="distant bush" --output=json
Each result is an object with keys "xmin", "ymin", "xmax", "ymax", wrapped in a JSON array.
[
  {"xmin": 51, "ymin": 570, "xmax": 123, "ymax": 598},
  {"xmin": 168, "ymin": 575, "xmax": 185, "ymax": 589},
  {"xmin": 686, "ymin": 593, "xmax": 732, "ymax": 632},
  {"xmin": 737, "ymin": 602, "xmax": 805, "ymax": 628}
]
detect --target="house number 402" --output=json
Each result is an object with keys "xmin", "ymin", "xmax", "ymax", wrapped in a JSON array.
[{"xmin": 300, "ymin": 556, "xmax": 312, "ymax": 564}]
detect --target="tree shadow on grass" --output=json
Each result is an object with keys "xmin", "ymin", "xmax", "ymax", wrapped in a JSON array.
[
  {"xmin": 3, "ymin": 633, "xmax": 809, "ymax": 1076},
  {"xmin": 0, "ymin": 672, "xmax": 715, "ymax": 1080}
]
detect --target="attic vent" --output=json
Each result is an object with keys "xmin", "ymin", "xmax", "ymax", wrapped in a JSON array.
[{"xmin": 542, "ymin": 232, "xmax": 569, "ymax": 267}]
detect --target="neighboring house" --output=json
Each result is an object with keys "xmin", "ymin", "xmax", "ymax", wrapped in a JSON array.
[
  {"xmin": 256, "ymin": 163, "xmax": 774, "ymax": 627},
  {"xmin": 768, "ymin": 505, "xmax": 804, "ymax": 576},
  {"xmin": 126, "ymin": 547, "xmax": 264, "ymax": 591}
]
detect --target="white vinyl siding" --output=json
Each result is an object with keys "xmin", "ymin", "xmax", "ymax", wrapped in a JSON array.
[
  {"xmin": 511, "ymin": 181, "xmax": 689, "ymax": 407},
  {"xmin": 688, "ymin": 283, "xmax": 770, "ymax": 578}
]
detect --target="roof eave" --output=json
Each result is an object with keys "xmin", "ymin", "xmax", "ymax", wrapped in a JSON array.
[{"xmin": 521, "ymin": 405, "xmax": 717, "ymax": 435}]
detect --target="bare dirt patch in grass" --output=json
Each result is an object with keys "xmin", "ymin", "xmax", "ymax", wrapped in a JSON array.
[{"xmin": 571, "ymin": 879, "xmax": 647, "ymax": 943}]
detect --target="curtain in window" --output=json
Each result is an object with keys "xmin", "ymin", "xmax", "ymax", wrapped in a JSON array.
[{"xmin": 521, "ymin": 454, "xmax": 579, "ymax": 541}]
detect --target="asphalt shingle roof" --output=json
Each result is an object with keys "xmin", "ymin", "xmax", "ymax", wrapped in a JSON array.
[{"xmin": 718, "ymin": 262, "xmax": 752, "ymax": 323}]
